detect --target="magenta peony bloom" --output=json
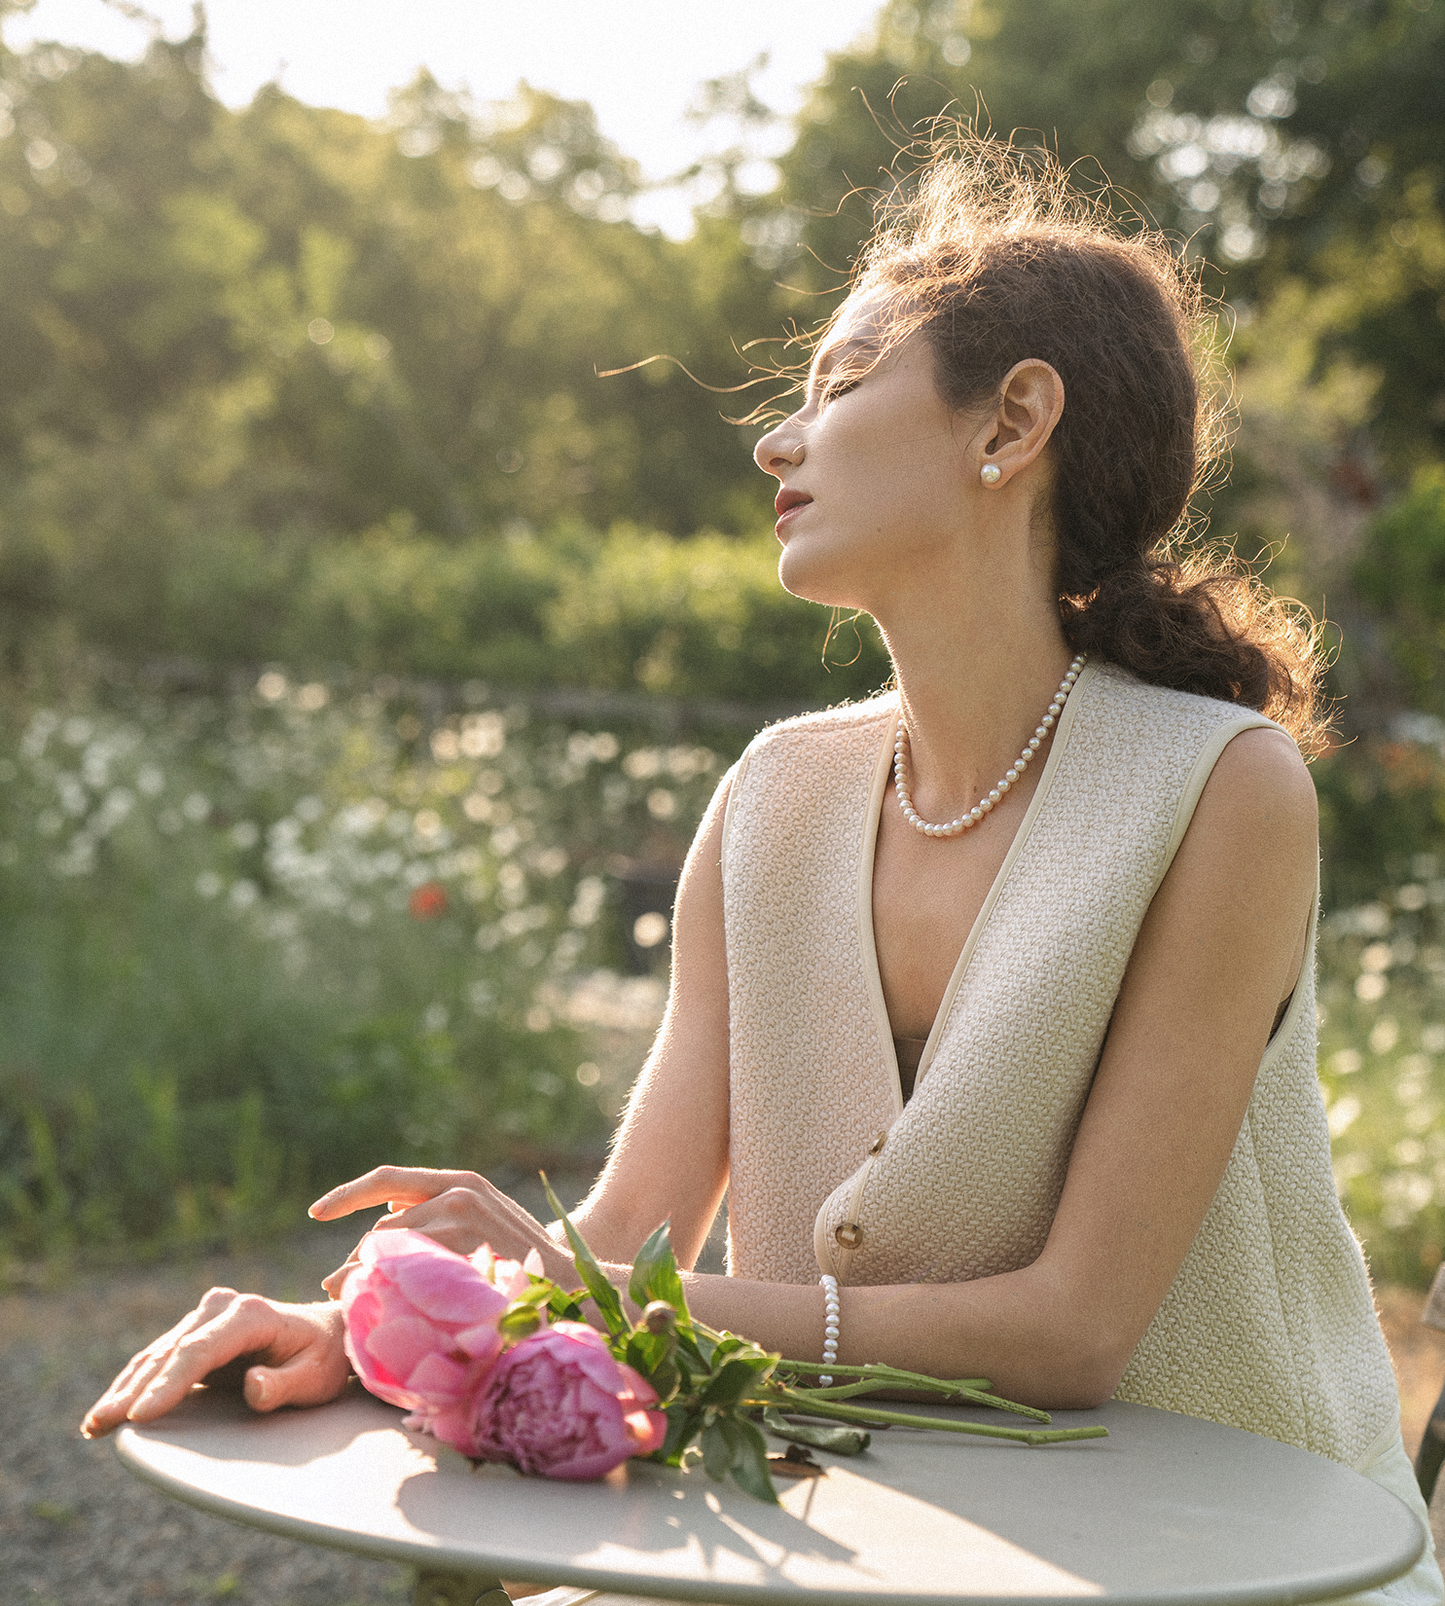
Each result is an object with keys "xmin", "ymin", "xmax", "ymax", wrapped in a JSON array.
[
  {"xmin": 467, "ymin": 1321, "xmax": 667, "ymax": 1479},
  {"xmin": 341, "ymin": 1229, "xmax": 537, "ymax": 1451}
]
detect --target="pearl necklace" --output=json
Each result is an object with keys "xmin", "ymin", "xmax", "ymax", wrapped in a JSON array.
[{"xmin": 894, "ymin": 655, "xmax": 1086, "ymax": 837}]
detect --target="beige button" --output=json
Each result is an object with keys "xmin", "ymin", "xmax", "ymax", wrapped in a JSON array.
[{"xmin": 835, "ymin": 1222, "xmax": 862, "ymax": 1249}]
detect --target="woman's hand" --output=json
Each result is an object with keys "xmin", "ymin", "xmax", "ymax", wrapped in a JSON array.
[
  {"xmin": 310, "ymin": 1166, "xmax": 578, "ymax": 1298},
  {"xmin": 81, "ymin": 1292, "xmax": 350, "ymax": 1439}
]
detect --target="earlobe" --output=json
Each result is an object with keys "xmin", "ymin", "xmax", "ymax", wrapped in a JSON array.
[{"xmin": 988, "ymin": 359, "xmax": 1065, "ymax": 480}]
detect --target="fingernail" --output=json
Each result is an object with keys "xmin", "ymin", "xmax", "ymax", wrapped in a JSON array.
[{"xmin": 248, "ymin": 1372, "xmax": 269, "ymax": 1408}]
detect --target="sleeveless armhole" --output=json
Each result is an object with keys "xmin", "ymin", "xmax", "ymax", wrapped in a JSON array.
[
  {"xmin": 1154, "ymin": 712, "xmax": 1315, "ymax": 1073},
  {"xmin": 718, "ymin": 753, "xmax": 749, "ymax": 884}
]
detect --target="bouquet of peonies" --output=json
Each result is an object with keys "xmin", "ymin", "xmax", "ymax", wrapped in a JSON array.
[{"xmin": 340, "ymin": 1177, "xmax": 1106, "ymax": 1502}]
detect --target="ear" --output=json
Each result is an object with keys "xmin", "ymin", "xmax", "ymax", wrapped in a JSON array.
[{"xmin": 978, "ymin": 360, "xmax": 1065, "ymax": 488}]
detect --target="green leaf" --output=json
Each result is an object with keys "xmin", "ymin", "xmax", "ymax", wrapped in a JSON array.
[
  {"xmin": 729, "ymin": 1416, "xmax": 780, "ymax": 1504},
  {"xmin": 497, "ymin": 1304, "xmax": 544, "ymax": 1341},
  {"xmin": 628, "ymin": 1219, "xmax": 688, "ymax": 1317},
  {"xmin": 541, "ymin": 1171, "xmax": 627, "ymax": 1341},
  {"xmin": 545, "ymin": 1284, "xmax": 588, "ymax": 1324},
  {"xmin": 701, "ymin": 1420, "xmax": 735, "ymax": 1481},
  {"xmin": 656, "ymin": 1403, "xmax": 700, "ymax": 1464},
  {"xmin": 701, "ymin": 1355, "xmax": 768, "ymax": 1408},
  {"xmin": 624, "ymin": 1329, "xmax": 680, "ymax": 1403},
  {"xmin": 761, "ymin": 1408, "xmax": 870, "ymax": 1455},
  {"xmin": 675, "ymin": 1329, "xmax": 714, "ymax": 1374}
]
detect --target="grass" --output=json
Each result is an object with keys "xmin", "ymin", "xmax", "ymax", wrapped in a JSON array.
[{"xmin": 0, "ymin": 675, "xmax": 719, "ymax": 1270}]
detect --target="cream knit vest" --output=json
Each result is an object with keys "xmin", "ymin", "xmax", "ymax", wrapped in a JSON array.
[{"xmin": 721, "ymin": 661, "xmax": 1399, "ymax": 1468}]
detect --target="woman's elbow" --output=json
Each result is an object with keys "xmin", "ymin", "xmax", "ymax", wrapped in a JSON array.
[{"xmin": 1023, "ymin": 1308, "xmax": 1136, "ymax": 1410}]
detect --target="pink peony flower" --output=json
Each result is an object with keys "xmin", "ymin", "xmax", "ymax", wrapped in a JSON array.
[
  {"xmin": 467, "ymin": 1321, "xmax": 667, "ymax": 1480},
  {"xmin": 340, "ymin": 1229, "xmax": 541, "ymax": 1452}
]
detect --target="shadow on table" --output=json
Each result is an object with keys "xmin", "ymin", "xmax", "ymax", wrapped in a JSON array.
[{"xmin": 144, "ymin": 1380, "xmax": 392, "ymax": 1466}]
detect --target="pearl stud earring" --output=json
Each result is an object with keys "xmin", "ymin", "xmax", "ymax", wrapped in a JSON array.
[{"xmin": 980, "ymin": 463, "xmax": 1002, "ymax": 486}]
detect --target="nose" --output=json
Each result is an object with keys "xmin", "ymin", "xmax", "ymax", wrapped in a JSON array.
[{"xmin": 754, "ymin": 418, "xmax": 804, "ymax": 478}]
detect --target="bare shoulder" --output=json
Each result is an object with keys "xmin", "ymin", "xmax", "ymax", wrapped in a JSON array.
[{"xmin": 1190, "ymin": 724, "xmax": 1318, "ymax": 858}]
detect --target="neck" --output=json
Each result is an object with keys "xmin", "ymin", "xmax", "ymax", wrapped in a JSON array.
[{"xmin": 874, "ymin": 569, "xmax": 1074, "ymax": 825}]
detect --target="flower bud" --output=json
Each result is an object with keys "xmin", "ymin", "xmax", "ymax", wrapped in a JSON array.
[{"xmin": 641, "ymin": 1300, "xmax": 677, "ymax": 1334}]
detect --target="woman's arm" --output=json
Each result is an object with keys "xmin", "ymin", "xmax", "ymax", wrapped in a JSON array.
[{"xmin": 675, "ymin": 726, "xmax": 1318, "ymax": 1405}]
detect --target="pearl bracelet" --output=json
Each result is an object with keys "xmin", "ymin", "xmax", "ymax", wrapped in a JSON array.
[{"xmin": 819, "ymin": 1273, "xmax": 840, "ymax": 1387}]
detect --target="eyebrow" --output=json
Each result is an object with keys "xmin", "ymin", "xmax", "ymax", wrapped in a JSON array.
[{"xmin": 809, "ymin": 330, "xmax": 871, "ymax": 392}]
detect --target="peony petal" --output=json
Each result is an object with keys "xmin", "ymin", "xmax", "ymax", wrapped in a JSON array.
[
  {"xmin": 392, "ymin": 1253, "xmax": 509, "ymax": 1326},
  {"xmin": 407, "ymin": 1348, "xmax": 485, "ymax": 1399},
  {"xmin": 366, "ymin": 1314, "xmax": 455, "ymax": 1388},
  {"xmin": 541, "ymin": 1323, "xmax": 652, "ymax": 1398},
  {"xmin": 426, "ymin": 1399, "xmax": 485, "ymax": 1458},
  {"xmin": 489, "ymin": 1255, "xmax": 535, "ymax": 1300},
  {"xmin": 452, "ymin": 1322, "xmax": 507, "ymax": 1364},
  {"xmin": 624, "ymin": 1408, "xmax": 668, "ymax": 1456}
]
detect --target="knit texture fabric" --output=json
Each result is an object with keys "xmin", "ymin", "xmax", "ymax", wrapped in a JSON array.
[{"xmin": 721, "ymin": 661, "xmax": 1399, "ymax": 1467}]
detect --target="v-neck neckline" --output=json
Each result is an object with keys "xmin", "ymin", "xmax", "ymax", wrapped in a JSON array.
[{"xmin": 855, "ymin": 662, "xmax": 1099, "ymax": 1115}]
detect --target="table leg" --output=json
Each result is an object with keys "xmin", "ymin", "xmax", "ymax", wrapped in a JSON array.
[{"xmin": 413, "ymin": 1569, "xmax": 511, "ymax": 1606}]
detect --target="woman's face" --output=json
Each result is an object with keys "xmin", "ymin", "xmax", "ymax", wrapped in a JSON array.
[{"xmin": 753, "ymin": 294, "xmax": 981, "ymax": 612}]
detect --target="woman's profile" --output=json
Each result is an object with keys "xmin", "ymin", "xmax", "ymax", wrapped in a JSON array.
[{"xmin": 83, "ymin": 134, "xmax": 1441, "ymax": 1600}]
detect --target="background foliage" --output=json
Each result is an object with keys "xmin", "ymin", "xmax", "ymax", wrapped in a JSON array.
[{"xmin": 0, "ymin": 0, "xmax": 1442, "ymax": 1280}]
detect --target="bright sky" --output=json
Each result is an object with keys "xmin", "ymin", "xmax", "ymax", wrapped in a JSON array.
[{"xmin": 5, "ymin": 0, "xmax": 886, "ymax": 233}]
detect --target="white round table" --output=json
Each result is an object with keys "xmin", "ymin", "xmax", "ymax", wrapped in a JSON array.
[{"xmin": 115, "ymin": 1385, "xmax": 1424, "ymax": 1606}]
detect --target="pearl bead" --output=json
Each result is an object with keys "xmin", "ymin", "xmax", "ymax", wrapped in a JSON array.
[{"xmin": 894, "ymin": 656, "xmax": 1085, "ymax": 837}]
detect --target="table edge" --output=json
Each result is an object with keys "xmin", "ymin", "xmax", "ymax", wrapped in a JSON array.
[{"xmin": 113, "ymin": 1415, "xmax": 1426, "ymax": 1606}]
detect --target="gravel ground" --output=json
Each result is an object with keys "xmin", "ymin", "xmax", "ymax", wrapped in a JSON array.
[{"xmin": 4, "ymin": 1189, "xmax": 1443, "ymax": 1606}]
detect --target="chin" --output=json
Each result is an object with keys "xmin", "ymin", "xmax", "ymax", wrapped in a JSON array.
[{"xmin": 776, "ymin": 542, "xmax": 866, "ymax": 611}]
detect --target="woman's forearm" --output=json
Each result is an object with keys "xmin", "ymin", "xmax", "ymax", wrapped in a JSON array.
[{"xmin": 672, "ymin": 1258, "xmax": 1122, "ymax": 1411}]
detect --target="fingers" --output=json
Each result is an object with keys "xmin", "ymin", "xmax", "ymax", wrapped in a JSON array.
[
  {"xmin": 308, "ymin": 1166, "xmax": 486, "ymax": 1220},
  {"xmin": 319, "ymin": 1186, "xmax": 574, "ymax": 1294},
  {"xmin": 122, "ymin": 1293, "xmax": 287, "ymax": 1425},
  {"xmin": 81, "ymin": 1287, "xmax": 246, "ymax": 1438},
  {"xmin": 243, "ymin": 1319, "xmax": 352, "ymax": 1413},
  {"xmin": 321, "ymin": 1251, "xmax": 362, "ymax": 1301},
  {"xmin": 81, "ymin": 1294, "xmax": 348, "ymax": 1438},
  {"xmin": 318, "ymin": 1190, "xmax": 483, "ymax": 1298}
]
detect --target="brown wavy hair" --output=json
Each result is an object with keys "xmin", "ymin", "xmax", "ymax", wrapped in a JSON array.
[{"xmin": 841, "ymin": 134, "xmax": 1329, "ymax": 756}]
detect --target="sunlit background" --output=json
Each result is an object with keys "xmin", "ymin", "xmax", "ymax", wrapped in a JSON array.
[
  {"xmin": 6, "ymin": 0, "xmax": 885, "ymax": 234},
  {"xmin": 0, "ymin": 0, "xmax": 1441, "ymax": 1302}
]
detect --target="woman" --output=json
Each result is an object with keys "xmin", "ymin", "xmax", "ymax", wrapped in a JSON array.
[{"xmin": 83, "ymin": 139, "xmax": 1438, "ymax": 1595}]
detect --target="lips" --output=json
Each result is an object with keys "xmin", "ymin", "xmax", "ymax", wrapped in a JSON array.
[{"xmin": 774, "ymin": 488, "xmax": 812, "ymax": 517}]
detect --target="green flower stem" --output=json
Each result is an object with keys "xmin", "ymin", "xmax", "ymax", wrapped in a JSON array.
[
  {"xmin": 777, "ymin": 1360, "xmax": 992, "ymax": 1392},
  {"xmin": 772, "ymin": 1361, "xmax": 1051, "ymax": 1423},
  {"xmin": 798, "ymin": 1379, "xmax": 1051, "ymax": 1423},
  {"xmin": 758, "ymin": 1389, "xmax": 1109, "ymax": 1447}
]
